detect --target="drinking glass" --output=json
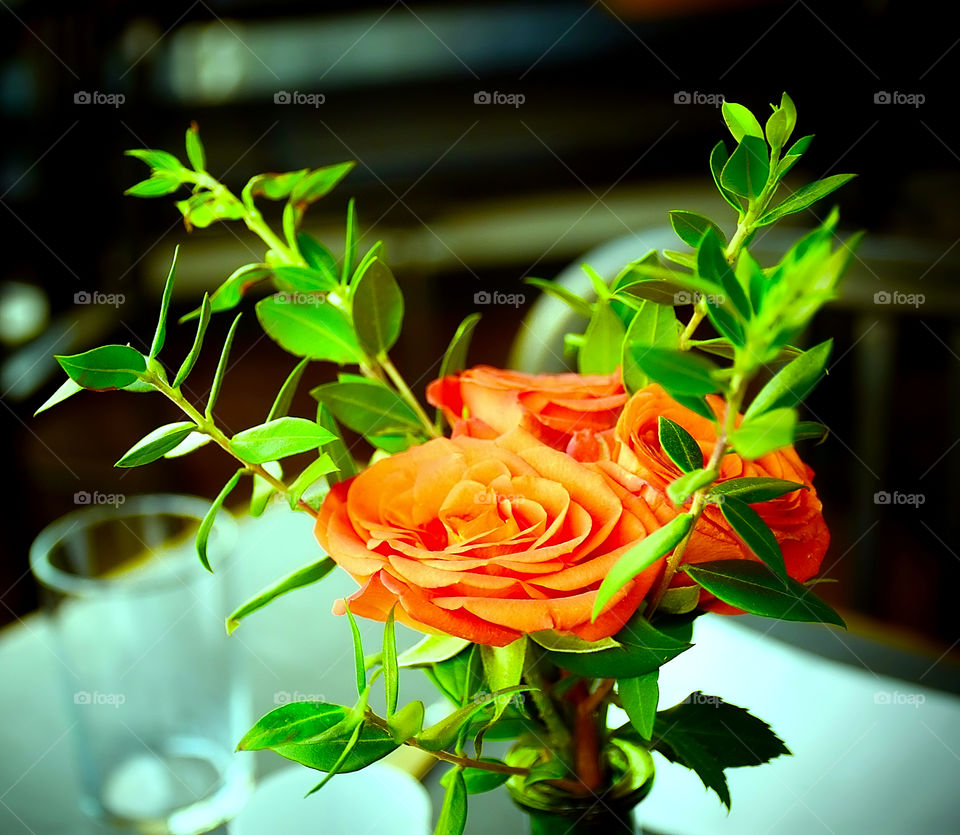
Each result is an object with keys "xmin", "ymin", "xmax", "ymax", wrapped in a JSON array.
[{"xmin": 30, "ymin": 494, "xmax": 254, "ymax": 833}]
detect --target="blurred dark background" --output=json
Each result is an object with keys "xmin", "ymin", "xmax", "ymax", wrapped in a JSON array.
[{"xmin": 2, "ymin": 0, "xmax": 958, "ymax": 660}]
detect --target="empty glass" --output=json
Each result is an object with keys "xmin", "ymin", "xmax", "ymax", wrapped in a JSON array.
[{"xmin": 30, "ymin": 494, "xmax": 253, "ymax": 833}]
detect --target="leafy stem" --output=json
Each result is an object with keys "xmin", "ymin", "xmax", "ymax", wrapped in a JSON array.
[{"xmin": 379, "ymin": 354, "xmax": 441, "ymax": 439}]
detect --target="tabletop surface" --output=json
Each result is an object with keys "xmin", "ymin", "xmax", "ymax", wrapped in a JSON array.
[{"xmin": 2, "ymin": 504, "xmax": 959, "ymax": 835}]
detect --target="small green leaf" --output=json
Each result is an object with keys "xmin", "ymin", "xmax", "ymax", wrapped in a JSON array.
[
  {"xmin": 435, "ymin": 768, "xmax": 467, "ymax": 835},
  {"xmin": 115, "ymin": 422, "xmax": 196, "ymax": 468},
  {"xmin": 685, "ymin": 560, "xmax": 845, "ymax": 626},
  {"xmin": 622, "ymin": 301, "xmax": 679, "ymax": 392},
  {"xmin": 304, "ymin": 719, "xmax": 365, "ymax": 796},
  {"xmin": 343, "ymin": 603, "xmax": 367, "ymax": 696},
  {"xmin": 592, "ymin": 514, "xmax": 693, "ymax": 620},
  {"xmin": 697, "ymin": 229, "xmax": 750, "ymax": 319},
  {"xmin": 669, "ymin": 210, "xmax": 725, "ymax": 248},
  {"xmin": 126, "ymin": 148, "xmax": 184, "ymax": 172},
  {"xmin": 661, "ymin": 249, "xmax": 697, "ymax": 269},
  {"xmin": 173, "ymin": 294, "xmax": 211, "ymax": 388},
  {"xmin": 149, "ymin": 247, "xmax": 179, "ymax": 359},
  {"xmin": 227, "ymin": 558, "xmax": 335, "ymax": 634},
  {"xmin": 249, "ymin": 461, "xmax": 282, "ymax": 516},
  {"xmin": 524, "ymin": 278, "xmax": 592, "ymax": 318},
  {"xmin": 387, "ymin": 700, "xmax": 425, "ymax": 743},
  {"xmin": 245, "ymin": 170, "xmax": 309, "ymax": 202},
  {"xmin": 666, "ymin": 468, "xmax": 717, "ymax": 506},
  {"xmin": 528, "ymin": 632, "xmax": 620, "ymax": 653},
  {"xmin": 730, "ymin": 407, "xmax": 797, "ymax": 459},
  {"xmin": 777, "ymin": 134, "xmax": 813, "ymax": 178},
  {"xmin": 290, "ymin": 161, "xmax": 355, "ymax": 206},
  {"xmin": 657, "ymin": 584, "xmax": 701, "ymax": 614},
  {"xmin": 164, "ymin": 432, "xmax": 210, "ymax": 458},
  {"xmin": 125, "ymin": 173, "xmax": 182, "ymax": 197},
  {"xmin": 311, "ymin": 380, "xmax": 422, "ymax": 436},
  {"xmin": 720, "ymin": 135, "xmax": 770, "ymax": 199},
  {"xmin": 579, "ymin": 302, "xmax": 626, "ymax": 374},
  {"xmin": 709, "ymin": 141, "xmax": 742, "ymax": 213},
  {"xmin": 231, "ymin": 417, "xmax": 335, "ymax": 465},
  {"xmin": 34, "ymin": 377, "xmax": 83, "ymax": 416},
  {"xmin": 351, "ymin": 258, "xmax": 404, "ymax": 355},
  {"xmin": 297, "ymin": 232, "xmax": 339, "ymax": 278},
  {"xmin": 709, "ymin": 477, "xmax": 806, "ymax": 503},
  {"xmin": 197, "ymin": 470, "xmax": 242, "ymax": 572},
  {"xmin": 316, "ymin": 404, "xmax": 357, "ymax": 484},
  {"xmin": 397, "ymin": 635, "xmax": 471, "ymax": 668},
  {"xmin": 342, "ymin": 199, "xmax": 358, "ymax": 283},
  {"xmin": 438, "ymin": 313, "xmax": 482, "ymax": 380},
  {"xmin": 658, "ymin": 416, "xmax": 704, "ymax": 473},
  {"xmin": 267, "ymin": 358, "xmax": 310, "ymax": 422},
  {"xmin": 455, "ymin": 761, "xmax": 510, "ymax": 794},
  {"xmin": 176, "ymin": 191, "xmax": 244, "ymax": 228},
  {"xmin": 745, "ymin": 339, "xmax": 832, "ymax": 419},
  {"xmin": 181, "ymin": 264, "xmax": 270, "ymax": 322},
  {"xmin": 758, "ymin": 174, "xmax": 856, "ymax": 227},
  {"xmin": 479, "ymin": 639, "xmax": 526, "ymax": 721},
  {"xmin": 206, "ymin": 314, "xmax": 241, "ymax": 419},
  {"xmin": 719, "ymin": 496, "xmax": 787, "ymax": 583},
  {"xmin": 286, "ymin": 454, "xmax": 337, "ymax": 509},
  {"xmin": 383, "ymin": 606, "xmax": 399, "ymax": 716},
  {"xmin": 630, "ymin": 348, "xmax": 720, "ymax": 397},
  {"xmin": 185, "ymin": 122, "xmax": 206, "ymax": 171},
  {"xmin": 56, "ymin": 345, "xmax": 147, "ymax": 390},
  {"xmin": 271, "ymin": 265, "xmax": 338, "ymax": 296},
  {"xmin": 794, "ymin": 420, "xmax": 829, "ymax": 443},
  {"xmin": 722, "ymin": 101, "xmax": 764, "ymax": 143},
  {"xmin": 256, "ymin": 296, "xmax": 363, "ymax": 364},
  {"xmin": 620, "ymin": 671, "xmax": 659, "ymax": 740}
]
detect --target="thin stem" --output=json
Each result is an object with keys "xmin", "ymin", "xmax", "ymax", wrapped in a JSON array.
[
  {"xmin": 678, "ymin": 300, "xmax": 708, "ymax": 350},
  {"xmin": 523, "ymin": 651, "xmax": 573, "ymax": 751},
  {"xmin": 581, "ymin": 678, "xmax": 616, "ymax": 716},
  {"xmin": 379, "ymin": 354, "xmax": 441, "ymax": 439}
]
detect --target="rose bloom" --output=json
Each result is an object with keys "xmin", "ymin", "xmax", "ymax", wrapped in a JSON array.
[
  {"xmin": 426, "ymin": 366, "xmax": 626, "ymax": 460},
  {"xmin": 315, "ymin": 427, "xmax": 664, "ymax": 646},
  {"xmin": 604, "ymin": 384, "xmax": 829, "ymax": 609}
]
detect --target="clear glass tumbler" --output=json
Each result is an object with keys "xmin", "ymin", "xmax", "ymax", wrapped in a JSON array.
[{"xmin": 30, "ymin": 494, "xmax": 254, "ymax": 834}]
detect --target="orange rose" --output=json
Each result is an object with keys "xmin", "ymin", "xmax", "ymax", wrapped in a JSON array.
[
  {"xmin": 607, "ymin": 384, "xmax": 829, "ymax": 606},
  {"xmin": 315, "ymin": 428, "xmax": 664, "ymax": 646},
  {"xmin": 427, "ymin": 366, "xmax": 626, "ymax": 457}
]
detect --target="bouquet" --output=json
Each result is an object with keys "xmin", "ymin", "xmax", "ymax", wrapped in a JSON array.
[{"xmin": 42, "ymin": 93, "xmax": 857, "ymax": 834}]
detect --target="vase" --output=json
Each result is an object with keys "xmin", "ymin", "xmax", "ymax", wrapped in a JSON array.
[{"xmin": 506, "ymin": 738, "xmax": 655, "ymax": 835}]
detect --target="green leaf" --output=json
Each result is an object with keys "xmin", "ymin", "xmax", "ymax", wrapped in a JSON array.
[
  {"xmin": 266, "ymin": 358, "xmax": 310, "ymax": 422},
  {"xmin": 435, "ymin": 768, "xmax": 467, "ymax": 835},
  {"xmin": 343, "ymin": 603, "xmax": 367, "ymax": 696},
  {"xmin": 730, "ymin": 407, "xmax": 797, "ymax": 459},
  {"xmin": 185, "ymin": 123, "xmax": 205, "ymax": 171},
  {"xmin": 579, "ymin": 302, "xmax": 626, "ymax": 374},
  {"xmin": 721, "ymin": 101, "xmax": 764, "ymax": 143},
  {"xmin": 416, "ymin": 701, "xmax": 493, "ymax": 752},
  {"xmin": 387, "ymin": 700, "xmax": 425, "ymax": 744},
  {"xmin": 661, "ymin": 249, "xmax": 697, "ymax": 270},
  {"xmin": 630, "ymin": 348, "xmax": 720, "ymax": 397},
  {"xmin": 658, "ymin": 416, "xmax": 704, "ymax": 473},
  {"xmin": 704, "ymin": 296, "xmax": 746, "ymax": 346},
  {"xmin": 311, "ymin": 379, "xmax": 422, "ymax": 436},
  {"xmin": 479, "ymin": 639, "xmax": 526, "ymax": 721},
  {"xmin": 675, "ymin": 394, "xmax": 716, "ymax": 421},
  {"xmin": 657, "ymin": 584, "xmax": 701, "ymax": 615},
  {"xmin": 125, "ymin": 173, "xmax": 181, "ymax": 197},
  {"xmin": 287, "ymin": 454, "xmax": 337, "ymax": 508},
  {"xmin": 438, "ymin": 313, "xmax": 482, "ymax": 380},
  {"xmin": 669, "ymin": 210, "xmax": 726, "ymax": 248},
  {"xmin": 34, "ymin": 377, "xmax": 83, "ymax": 416},
  {"xmin": 56, "ymin": 345, "xmax": 146, "ymax": 390},
  {"xmin": 383, "ymin": 606, "xmax": 399, "ymax": 716},
  {"xmin": 249, "ymin": 461, "xmax": 282, "ymax": 516},
  {"xmin": 181, "ymin": 264, "xmax": 270, "ymax": 322},
  {"xmin": 231, "ymin": 417, "xmax": 335, "ymax": 465},
  {"xmin": 523, "ymin": 756, "xmax": 570, "ymax": 787},
  {"xmin": 126, "ymin": 148, "xmax": 184, "ymax": 172},
  {"xmin": 719, "ymin": 496, "xmax": 787, "ymax": 583},
  {"xmin": 256, "ymin": 295, "xmax": 363, "ymax": 364},
  {"xmin": 528, "ymin": 632, "xmax": 620, "ymax": 653},
  {"xmin": 316, "ymin": 404, "xmax": 357, "ymax": 484},
  {"xmin": 777, "ymin": 134, "xmax": 813, "ymax": 178},
  {"xmin": 297, "ymin": 233, "xmax": 339, "ymax": 280},
  {"xmin": 164, "ymin": 432, "xmax": 210, "ymax": 458},
  {"xmin": 227, "ymin": 558, "xmax": 335, "ymax": 634},
  {"xmin": 342, "ymin": 199, "xmax": 358, "ymax": 283},
  {"xmin": 745, "ymin": 339, "xmax": 832, "ymax": 419},
  {"xmin": 239, "ymin": 701, "xmax": 349, "ymax": 750},
  {"xmin": 173, "ymin": 294, "xmax": 211, "ymax": 388},
  {"xmin": 758, "ymin": 174, "xmax": 856, "ymax": 227},
  {"xmin": 176, "ymin": 191, "xmax": 244, "ymax": 228},
  {"xmin": 455, "ymin": 761, "xmax": 510, "ymax": 794},
  {"xmin": 524, "ymin": 278, "xmax": 592, "ymax": 318},
  {"xmin": 398, "ymin": 635, "xmax": 471, "ymax": 668},
  {"xmin": 271, "ymin": 265, "xmax": 338, "ymax": 296},
  {"xmin": 304, "ymin": 718, "xmax": 366, "ymax": 796},
  {"xmin": 622, "ymin": 301, "xmax": 679, "ymax": 392},
  {"xmin": 709, "ymin": 476, "xmax": 806, "ymax": 503},
  {"xmin": 290, "ymin": 161, "xmax": 355, "ymax": 205},
  {"xmin": 720, "ymin": 136, "xmax": 770, "ymax": 200},
  {"xmin": 592, "ymin": 514, "xmax": 694, "ymax": 620},
  {"xmin": 697, "ymin": 229, "xmax": 750, "ymax": 320},
  {"xmin": 685, "ymin": 560, "xmax": 845, "ymax": 626},
  {"xmin": 149, "ymin": 247, "xmax": 179, "ymax": 359},
  {"xmin": 197, "ymin": 470, "xmax": 242, "ymax": 572},
  {"xmin": 794, "ymin": 420, "xmax": 829, "ymax": 443},
  {"xmin": 115, "ymin": 422, "xmax": 196, "ymax": 468},
  {"xmin": 709, "ymin": 141, "xmax": 742, "ymax": 213},
  {"xmin": 620, "ymin": 671, "xmax": 659, "ymax": 740},
  {"xmin": 666, "ymin": 468, "xmax": 717, "ymax": 506},
  {"xmin": 245, "ymin": 170, "xmax": 308, "ymax": 202},
  {"xmin": 206, "ymin": 314, "xmax": 241, "ymax": 419},
  {"xmin": 351, "ymin": 258, "xmax": 404, "ymax": 355}
]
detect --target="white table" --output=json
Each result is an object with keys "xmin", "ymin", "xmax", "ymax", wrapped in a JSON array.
[{"xmin": 2, "ymin": 505, "xmax": 958, "ymax": 834}]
